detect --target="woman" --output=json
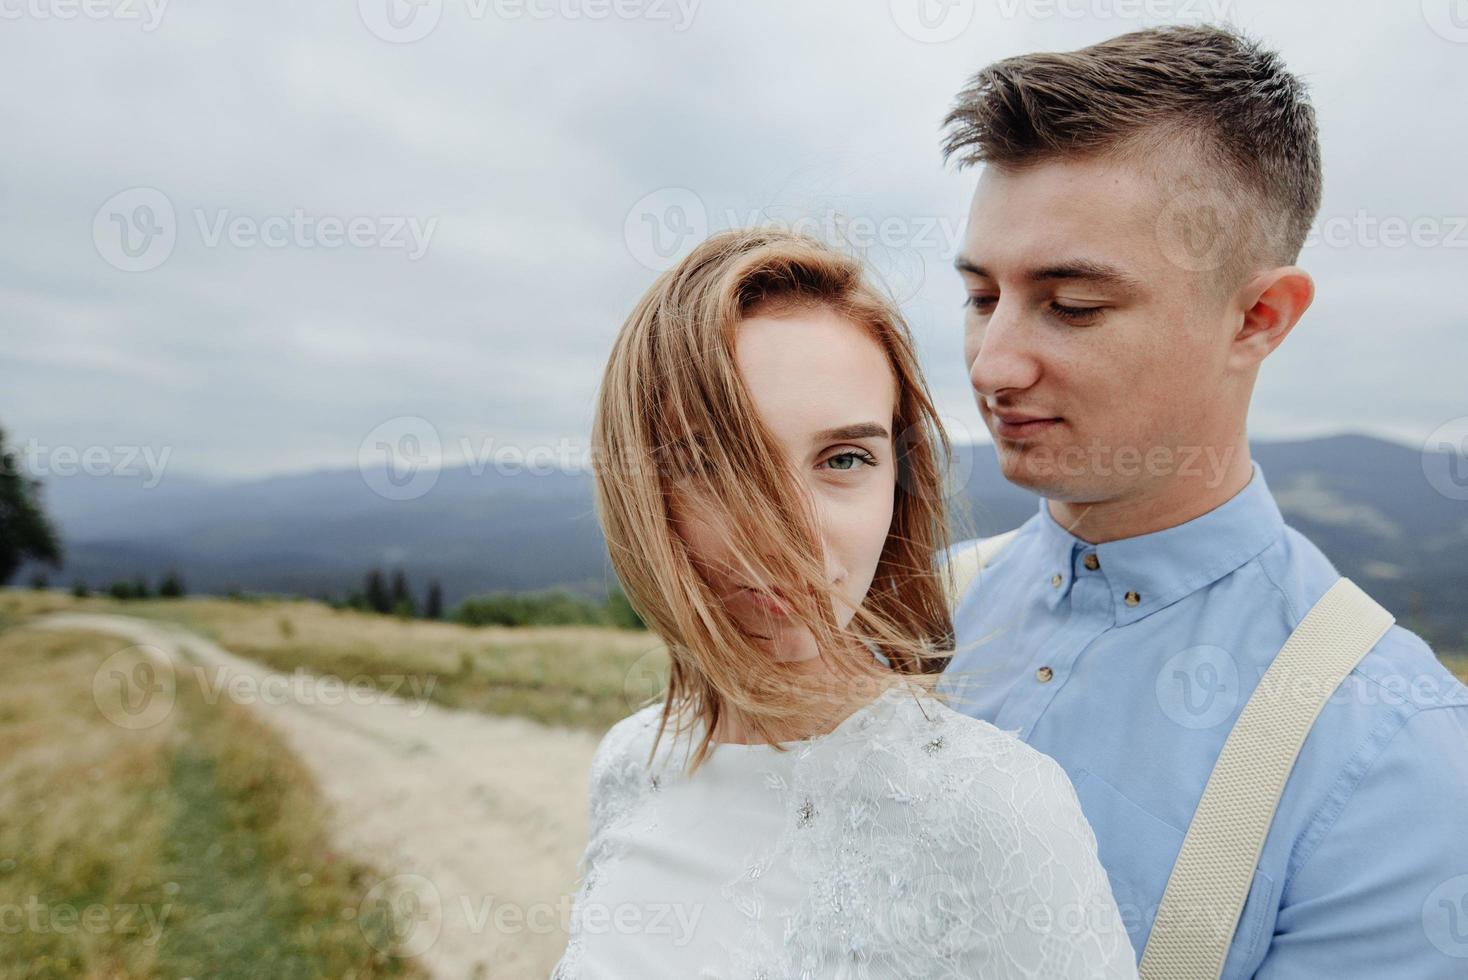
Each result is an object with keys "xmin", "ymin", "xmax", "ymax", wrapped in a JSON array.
[{"xmin": 553, "ymin": 228, "xmax": 1138, "ymax": 979}]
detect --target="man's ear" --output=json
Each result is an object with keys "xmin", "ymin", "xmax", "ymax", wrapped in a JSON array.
[{"xmin": 1228, "ymin": 266, "xmax": 1314, "ymax": 370}]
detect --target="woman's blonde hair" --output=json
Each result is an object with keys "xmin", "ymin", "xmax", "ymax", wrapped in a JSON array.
[{"xmin": 592, "ymin": 227, "xmax": 959, "ymax": 774}]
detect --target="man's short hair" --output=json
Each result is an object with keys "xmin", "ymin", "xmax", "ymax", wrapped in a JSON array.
[{"xmin": 942, "ymin": 24, "xmax": 1322, "ymax": 278}]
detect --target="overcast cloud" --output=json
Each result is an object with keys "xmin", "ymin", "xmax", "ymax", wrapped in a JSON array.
[{"xmin": 2, "ymin": 0, "xmax": 1465, "ymax": 482}]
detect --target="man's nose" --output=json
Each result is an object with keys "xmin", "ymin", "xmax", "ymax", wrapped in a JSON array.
[{"xmin": 969, "ymin": 299, "xmax": 1041, "ymax": 398}]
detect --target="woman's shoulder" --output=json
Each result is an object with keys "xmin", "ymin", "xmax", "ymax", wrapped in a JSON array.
[
  {"xmin": 854, "ymin": 686, "xmax": 1088, "ymax": 819},
  {"xmin": 581, "ymin": 702, "xmax": 676, "ymax": 835},
  {"xmin": 598, "ymin": 699, "xmax": 666, "ymax": 749},
  {"xmin": 876, "ymin": 686, "xmax": 1055, "ymax": 765},
  {"xmin": 591, "ymin": 700, "xmax": 671, "ymax": 778}
]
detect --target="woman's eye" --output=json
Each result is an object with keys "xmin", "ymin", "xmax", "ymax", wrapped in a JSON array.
[
  {"xmin": 821, "ymin": 450, "xmax": 877, "ymax": 472},
  {"xmin": 1049, "ymin": 301, "xmax": 1103, "ymax": 324}
]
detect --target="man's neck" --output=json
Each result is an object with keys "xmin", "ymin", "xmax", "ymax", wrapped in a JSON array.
[{"xmin": 1045, "ymin": 441, "xmax": 1255, "ymax": 545}]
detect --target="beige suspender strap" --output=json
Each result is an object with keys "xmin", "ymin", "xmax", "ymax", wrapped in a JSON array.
[
  {"xmin": 943, "ymin": 528, "xmax": 1020, "ymax": 612},
  {"xmin": 1138, "ymin": 577, "xmax": 1395, "ymax": 980}
]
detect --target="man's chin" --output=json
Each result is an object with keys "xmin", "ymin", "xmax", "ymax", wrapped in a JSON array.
[
  {"xmin": 994, "ymin": 442, "xmax": 1055, "ymax": 489},
  {"xmin": 994, "ymin": 443, "xmax": 1088, "ymax": 500}
]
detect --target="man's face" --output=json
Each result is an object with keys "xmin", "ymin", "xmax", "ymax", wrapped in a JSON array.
[{"xmin": 956, "ymin": 155, "xmax": 1239, "ymax": 504}]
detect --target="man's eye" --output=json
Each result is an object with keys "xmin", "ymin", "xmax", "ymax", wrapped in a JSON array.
[
  {"xmin": 821, "ymin": 450, "xmax": 877, "ymax": 472},
  {"xmin": 963, "ymin": 295, "xmax": 995, "ymax": 312},
  {"xmin": 1049, "ymin": 302, "xmax": 1103, "ymax": 324}
]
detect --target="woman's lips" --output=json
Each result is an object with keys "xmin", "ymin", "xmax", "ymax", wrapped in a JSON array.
[
  {"xmin": 742, "ymin": 588, "xmax": 791, "ymax": 616},
  {"xmin": 993, "ymin": 415, "xmax": 1061, "ymax": 440}
]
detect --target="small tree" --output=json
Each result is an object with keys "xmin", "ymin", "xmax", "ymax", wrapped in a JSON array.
[
  {"xmin": 158, "ymin": 569, "xmax": 186, "ymax": 598},
  {"xmin": 607, "ymin": 582, "xmax": 646, "ymax": 630},
  {"xmin": 364, "ymin": 568, "xmax": 390, "ymax": 614},
  {"xmin": 0, "ymin": 425, "xmax": 64, "ymax": 585},
  {"xmin": 425, "ymin": 579, "xmax": 444, "ymax": 620},
  {"xmin": 28, "ymin": 571, "xmax": 49, "ymax": 591},
  {"xmin": 109, "ymin": 580, "xmax": 135, "ymax": 601},
  {"xmin": 71, "ymin": 580, "xmax": 90, "ymax": 598},
  {"xmin": 131, "ymin": 575, "xmax": 151, "ymax": 599},
  {"xmin": 390, "ymin": 569, "xmax": 415, "ymax": 618}
]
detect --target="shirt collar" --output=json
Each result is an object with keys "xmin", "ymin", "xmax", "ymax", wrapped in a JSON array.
[{"xmin": 1032, "ymin": 460, "xmax": 1285, "ymax": 625}]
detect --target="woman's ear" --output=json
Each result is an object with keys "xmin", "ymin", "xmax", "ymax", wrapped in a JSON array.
[{"xmin": 1228, "ymin": 266, "xmax": 1314, "ymax": 370}]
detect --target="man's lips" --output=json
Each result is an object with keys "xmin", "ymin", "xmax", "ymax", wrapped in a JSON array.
[{"xmin": 991, "ymin": 411, "xmax": 1062, "ymax": 439}]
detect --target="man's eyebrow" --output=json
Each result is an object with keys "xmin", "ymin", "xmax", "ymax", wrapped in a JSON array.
[
  {"xmin": 813, "ymin": 422, "xmax": 890, "ymax": 443},
  {"xmin": 953, "ymin": 255, "xmax": 1142, "ymax": 290}
]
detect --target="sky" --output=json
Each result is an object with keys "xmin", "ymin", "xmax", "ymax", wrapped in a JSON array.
[{"xmin": 2, "ymin": 0, "xmax": 1465, "ymax": 483}]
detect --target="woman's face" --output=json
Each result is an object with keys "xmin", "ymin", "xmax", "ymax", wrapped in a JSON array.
[{"xmin": 669, "ymin": 304, "xmax": 899, "ymax": 664}]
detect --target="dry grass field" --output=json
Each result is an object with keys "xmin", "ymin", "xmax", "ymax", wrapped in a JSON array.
[
  {"xmin": 0, "ymin": 589, "xmax": 657, "ymax": 979},
  {"xmin": 0, "ymin": 620, "xmax": 427, "ymax": 980},
  {"xmin": 0, "ymin": 589, "xmax": 670, "ymax": 733}
]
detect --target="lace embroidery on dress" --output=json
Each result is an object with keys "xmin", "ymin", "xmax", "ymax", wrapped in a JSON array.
[
  {"xmin": 555, "ymin": 683, "xmax": 1138, "ymax": 980},
  {"xmin": 551, "ymin": 699, "xmax": 681, "ymax": 979}
]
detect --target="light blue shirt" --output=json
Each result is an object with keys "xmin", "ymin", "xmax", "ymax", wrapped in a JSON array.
[{"xmin": 937, "ymin": 460, "xmax": 1468, "ymax": 978}]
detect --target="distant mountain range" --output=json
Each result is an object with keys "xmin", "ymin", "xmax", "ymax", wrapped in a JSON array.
[{"xmin": 15, "ymin": 433, "xmax": 1468, "ymax": 651}]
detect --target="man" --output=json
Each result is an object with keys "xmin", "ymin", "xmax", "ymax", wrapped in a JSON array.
[{"xmin": 937, "ymin": 24, "xmax": 1468, "ymax": 978}]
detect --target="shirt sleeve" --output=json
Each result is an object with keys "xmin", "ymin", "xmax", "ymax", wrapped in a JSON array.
[{"xmin": 1254, "ymin": 702, "xmax": 1468, "ymax": 979}]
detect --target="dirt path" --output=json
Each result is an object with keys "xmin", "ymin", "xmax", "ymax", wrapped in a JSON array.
[{"xmin": 30, "ymin": 612, "xmax": 601, "ymax": 980}]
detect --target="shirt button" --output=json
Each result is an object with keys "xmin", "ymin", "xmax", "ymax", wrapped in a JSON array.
[
  {"xmin": 1083, "ymin": 553, "xmax": 1100, "ymax": 571},
  {"xmin": 1036, "ymin": 666, "xmax": 1054, "ymax": 683},
  {"xmin": 1124, "ymin": 590, "xmax": 1141, "ymax": 607},
  {"xmin": 1050, "ymin": 573, "xmax": 1063, "ymax": 588}
]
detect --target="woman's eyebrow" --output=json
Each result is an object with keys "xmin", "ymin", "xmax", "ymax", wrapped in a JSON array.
[{"xmin": 812, "ymin": 422, "xmax": 890, "ymax": 442}]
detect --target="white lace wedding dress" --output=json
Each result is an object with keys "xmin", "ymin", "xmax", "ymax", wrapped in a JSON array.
[{"xmin": 552, "ymin": 680, "xmax": 1139, "ymax": 979}]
